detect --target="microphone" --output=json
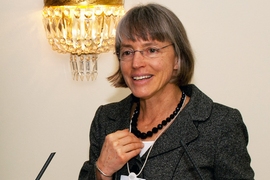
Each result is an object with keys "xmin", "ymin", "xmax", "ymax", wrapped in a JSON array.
[
  {"xmin": 35, "ymin": 152, "xmax": 56, "ymax": 180},
  {"xmin": 180, "ymin": 140, "xmax": 204, "ymax": 180}
]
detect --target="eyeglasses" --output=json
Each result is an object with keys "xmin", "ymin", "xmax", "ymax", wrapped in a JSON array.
[{"xmin": 117, "ymin": 44, "xmax": 173, "ymax": 61}]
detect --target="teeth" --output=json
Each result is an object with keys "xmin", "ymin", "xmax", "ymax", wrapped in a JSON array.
[{"xmin": 133, "ymin": 75, "xmax": 152, "ymax": 80}]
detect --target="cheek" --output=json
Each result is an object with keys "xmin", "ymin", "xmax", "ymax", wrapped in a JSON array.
[
  {"xmin": 120, "ymin": 62, "xmax": 127, "ymax": 73},
  {"xmin": 119, "ymin": 62, "xmax": 130, "ymax": 80},
  {"xmin": 160, "ymin": 56, "xmax": 178, "ymax": 72}
]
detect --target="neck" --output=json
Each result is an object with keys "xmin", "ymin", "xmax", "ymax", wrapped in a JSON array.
[
  {"xmin": 138, "ymin": 84, "xmax": 182, "ymax": 124},
  {"xmin": 131, "ymin": 86, "xmax": 186, "ymax": 140}
]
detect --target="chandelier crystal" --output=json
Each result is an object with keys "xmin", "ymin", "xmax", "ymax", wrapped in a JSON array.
[{"xmin": 42, "ymin": 0, "xmax": 125, "ymax": 81}]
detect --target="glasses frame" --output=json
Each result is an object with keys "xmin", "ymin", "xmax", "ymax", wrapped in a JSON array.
[{"xmin": 116, "ymin": 43, "xmax": 173, "ymax": 61}]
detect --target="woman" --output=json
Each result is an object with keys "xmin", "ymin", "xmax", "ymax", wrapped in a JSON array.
[{"xmin": 79, "ymin": 3, "xmax": 254, "ymax": 180}]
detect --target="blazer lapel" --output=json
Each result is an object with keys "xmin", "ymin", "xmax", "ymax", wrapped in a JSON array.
[
  {"xmin": 145, "ymin": 84, "xmax": 213, "ymax": 158},
  {"xmin": 147, "ymin": 110, "xmax": 199, "ymax": 158}
]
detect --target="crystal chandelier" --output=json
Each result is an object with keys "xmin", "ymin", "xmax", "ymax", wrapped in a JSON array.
[{"xmin": 42, "ymin": 0, "xmax": 125, "ymax": 81}]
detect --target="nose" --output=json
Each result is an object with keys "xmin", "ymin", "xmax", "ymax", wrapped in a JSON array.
[
  {"xmin": 132, "ymin": 50, "xmax": 145, "ymax": 68},
  {"xmin": 133, "ymin": 50, "xmax": 144, "ymax": 56}
]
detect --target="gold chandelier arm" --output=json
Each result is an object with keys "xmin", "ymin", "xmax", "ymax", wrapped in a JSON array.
[{"xmin": 44, "ymin": 0, "xmax": 124, "ymax": 6}]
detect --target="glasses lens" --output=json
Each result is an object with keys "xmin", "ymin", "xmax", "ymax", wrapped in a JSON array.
[
  {"xmin": 120, "ymin": 50, "xmax": 134, "ymax": 61},
  {"xmin": 144, "ymin": 47, "xmax": 160, "ymax": 59}
]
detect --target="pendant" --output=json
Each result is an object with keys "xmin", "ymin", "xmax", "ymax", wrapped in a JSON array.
[{"xmin": 129, "ymin": 172, "xmax": 137, "ymax": 180}]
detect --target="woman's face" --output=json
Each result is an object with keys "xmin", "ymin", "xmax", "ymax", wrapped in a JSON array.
[{"xmin": 120, "ymin": 38, "xmax": 179, "ymax": 100}]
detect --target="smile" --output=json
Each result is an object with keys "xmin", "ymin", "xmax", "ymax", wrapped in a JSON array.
[{"xmin": 133, "ymin": 75, "xmax": 152, "ymax": 80}]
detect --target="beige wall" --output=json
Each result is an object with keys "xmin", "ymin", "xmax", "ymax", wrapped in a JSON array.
[{"xmin": 1, "ymin": 0, "xmax": 269, "ymax": 179}]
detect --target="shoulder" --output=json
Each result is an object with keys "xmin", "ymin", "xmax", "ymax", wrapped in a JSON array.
[
  {"xmin": 184, "ymin": 84, "xmax": 249, "ymax": 142},
  {"xmin": 187, "ymin": 85, "xmax": 247, "ymax": 138},
  {"xmin": 182, "ymin": 84, "xmax": 242, "ymax": 123},
  {"xmin": 211, "ymin": 102, "xmax": 242, "ymax": 121}
]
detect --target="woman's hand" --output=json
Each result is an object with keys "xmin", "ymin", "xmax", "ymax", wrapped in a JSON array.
[{"xmin": 96, "ymin": 129, "xmax": 144, "ymax": 177}]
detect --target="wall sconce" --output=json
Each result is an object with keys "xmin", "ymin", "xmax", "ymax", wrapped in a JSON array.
[{"xmin": 42, "ymin": 0, "xmax": 125, "ymax": 81}]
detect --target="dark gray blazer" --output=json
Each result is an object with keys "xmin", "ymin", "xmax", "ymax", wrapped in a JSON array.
[{"xmin": 79, "ymin": 84, "xmax": 254, "ymax": 180}]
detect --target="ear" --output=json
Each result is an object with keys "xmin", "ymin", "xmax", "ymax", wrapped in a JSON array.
[{"xmin": 173, "ymin": 57, "xmax": 180, "ymax": 70}]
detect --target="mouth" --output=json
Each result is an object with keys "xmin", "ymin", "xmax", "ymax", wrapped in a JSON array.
[{"xmin": 132, "ymin": 75, "xmax": 152, "ymax": 80}]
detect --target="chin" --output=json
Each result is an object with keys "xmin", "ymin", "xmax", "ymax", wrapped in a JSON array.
[
  {"xmin": 128, "ymin": 85, "xmax": 153, "ymax": 99},
  {"xmin": 131, "ymin": 91, "xmax": 152, "ymax": 99}
]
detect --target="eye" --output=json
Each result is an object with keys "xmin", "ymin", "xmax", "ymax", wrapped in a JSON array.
[
  {"xmin": 121, "ymin": 50, "xmax": 134, "ymax": 57},
  {"xmin": 146, "ymin": 47, "xmax": 159, "ymax": 54}
]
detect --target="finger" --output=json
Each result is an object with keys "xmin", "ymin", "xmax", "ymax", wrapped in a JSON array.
[
  {"xmin": 122, "ymin": 141, "xmax": 144, "ymax": 153},
  {"xmin": 106, "ymin": 129, "xmax": 131, "ymax": 142},
  {"xmin": 117, "ymin": 134, "xmax": 143, "ymax": 147},
  {"xmin": 125, "ymin": 148, "xmax": 142, "ymax": 159}
]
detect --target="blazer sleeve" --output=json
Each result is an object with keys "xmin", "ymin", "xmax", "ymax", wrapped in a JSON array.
[
  {"xmin": 78, "ymin": 106, "xmax": 104, "ymax": 180},
  {"xmin": 214, "ymin": 108, "xmax": 254, "ymax": 179}
]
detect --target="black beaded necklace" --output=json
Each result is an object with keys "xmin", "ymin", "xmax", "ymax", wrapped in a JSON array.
[{"xmin": 131, "ymin": 91, "xmax": 186, "ymax": 139}]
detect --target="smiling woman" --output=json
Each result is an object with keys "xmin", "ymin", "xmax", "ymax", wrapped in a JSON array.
[
  {"xmin": 108, "ymin": 3, "xmax": 194, "ymax": 88},
  {"xmin": 79, "ymin": 3, "xmax": 254, "ymax": 180}
]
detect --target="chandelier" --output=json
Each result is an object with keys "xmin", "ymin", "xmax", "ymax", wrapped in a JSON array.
[{"xmin": 42, "ymin": 0, "xmax": 125, "ymax": 81}]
